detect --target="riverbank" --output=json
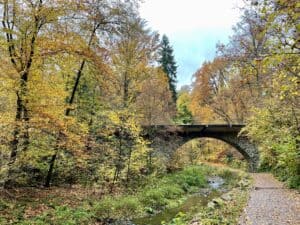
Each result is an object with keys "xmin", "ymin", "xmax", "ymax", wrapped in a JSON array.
[{"xmin": 0, "ymin": 164, "xmax": 251, "ymax": 224}]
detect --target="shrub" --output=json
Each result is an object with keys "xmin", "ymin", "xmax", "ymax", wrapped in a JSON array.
[
  {"xmin": 0, "ymin": 198, "xmax": 10, "ymax": 211},
  {"xmin": 114, "ymin": 196, "xmax": 142, "ymax": 218},
  {"xmin": 94, "ymin": 197, "xmax": 115, "ymax": 219},
  {"xmin": 140, "ymin": 188, "xmax": 168, "ymax": 209},
  {"xmin": 162, "ymin": 212, "xmax": 187, "ymax": 225},
  {"xmin": 172, "ymin": 166, "xmax": 206, "ymax": 190},
  {"xmin": 287, "ymin": 175, "xmax": 300, "ymax": 189},
  {"xmin": 19, "ymin": 206, "xmax": 93, "ymax": 225},
  {"xmin": 160, "ymin": 184, "xmax": 184, "ymax": 199}
]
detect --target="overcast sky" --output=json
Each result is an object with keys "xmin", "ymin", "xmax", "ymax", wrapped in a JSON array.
[{"xmin": 140, "ymin": 0, "xmax": 244, "ymax": 89}]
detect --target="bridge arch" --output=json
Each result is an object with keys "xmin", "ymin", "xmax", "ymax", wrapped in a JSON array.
[{"xmin": 145, "ymin": 125, "xmax": 259, "ymax": 171}]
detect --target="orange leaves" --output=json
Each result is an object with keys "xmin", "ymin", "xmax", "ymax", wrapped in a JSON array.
[
  {"xmin": 137, "ymin": 68, "xmax": 175, "ymax": 125},
  {"xmin": 190, "ymin": 58, "xmax": 231, "ymax": 123}
]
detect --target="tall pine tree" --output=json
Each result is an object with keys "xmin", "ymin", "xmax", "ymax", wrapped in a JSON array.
[{"xmin": 159, "ymin": 35, "xmax": 177, "ymax": 102}]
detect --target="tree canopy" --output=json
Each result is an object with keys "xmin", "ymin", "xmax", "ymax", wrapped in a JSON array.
[{"xmin": 159, "ymin": 35, "xmax": 178, "ymax": 102}]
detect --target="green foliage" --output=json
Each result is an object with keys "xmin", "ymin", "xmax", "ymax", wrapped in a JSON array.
[
  {"xmin": 245, "ymin": 103, "xmax": 300, "ymax": 189},
  {"xmin": 114, "ymin": 196, "xmax": 142, "ymax": 217},
  {"xmin": 18, "ymin": 206, "xmax": 94, "ymax": 225},
  {"xmin": 94, "ymin": 165, "xmax": 208, "ymax": 217},
  {"xmin": 1, "ymin": 165, "xmax": 247, "ymax": 224},
  {"xmin": 92, "ymin": 165, "xmax": 207, "ymax": 219},
  {"xmin": 174, "ymin": 89, "xmax": 193, "ymax": 124},
  {"xmin": 197, "ymin": 188, "xmax": 249, "ymax": 225},
  {"xmin": 140, "ymin": 188, "xmax": 169, "ymax": 209},
  {"xmin": 94, "ymin": 196, "xmax": 116, "ymax": 219},
  {"xmin": 159, "ymin": 35, "xmax": 178, "ymax": 102},
  {"xmin": 171, "ymin": 166, "xmax": 207, "ymax": 190},
  {"xmin": 162, "ymin": 212, "xmax": 187, "ymax": 225},
  {"xmin": 94, "ymin": 195, "xmax": 142, "ymax": 219},
  {"xmin": 223, "ymin": 158, "xmax": 248, "ymax": 170},
  {"xmin": 0, "ymin": 198, "xmax": 10, "ymax": 211},
  {"xmin": 186, "ymin": 173, "xmax": 251, "ymax": 225},
  {"xmin": 159, "ymin": 170, "xmax": 250, "ymax": 225},
  {"xmin": 159, "ymin": 184, "xmax": 184, "ymax": 199}
]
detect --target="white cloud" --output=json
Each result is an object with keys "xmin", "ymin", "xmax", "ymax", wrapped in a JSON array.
[
  {"xmin": 140, "ymin": 0, "xmax": 243, "ymax": 34},
  {"xmin": 139, "ymin": 0, "xmax": 245, "ymax": 88}
]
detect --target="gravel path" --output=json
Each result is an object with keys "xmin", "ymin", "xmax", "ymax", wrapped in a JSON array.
[{"xmin": 239, "ymin": 173, "xmax": 300, "ymax": 225}]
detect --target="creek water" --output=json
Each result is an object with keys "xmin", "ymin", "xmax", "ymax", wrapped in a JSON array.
[{"xmin": 132, "ymin": 177, "xmax": 224, "ymax": 225}]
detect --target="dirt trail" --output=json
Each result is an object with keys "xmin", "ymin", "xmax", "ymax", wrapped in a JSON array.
[{"xmin": 239, "ymin": 173, "xmax": 300, "ymax": 225}]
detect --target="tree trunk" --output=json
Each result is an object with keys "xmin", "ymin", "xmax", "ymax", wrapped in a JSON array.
[
  {"xmin": 65, "ymin": 60, "xmax": 86, "ymax": 116},
  {"xmin": 126, "ymin": 148, "xmax": 132, "ymax": 184},
  {"xmin": 9, "ymin": 92, "xmax": 23, "ymax": 162},
  {"xmin": 4, "ymin": 75, "xmax": 29, "ymax": 188},
  {"xmin": 44, "ymin": 153, "xmax": 57, "ymax": 187},
  {"xmin": 45, "ymin": 25, "xmax": 98, "ymax": 187},
  {"xmin": 123, "ymin": 72, "xmax": 129, "ymax": 107},
  {"xmin": 44, "ymin": 60, "xmax": 86, "ymax": 187}
]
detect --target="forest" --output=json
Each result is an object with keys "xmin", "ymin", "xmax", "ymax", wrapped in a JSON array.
[{"xmin": 0, "ymin": 0, "xmax": 299, "ymax": 224}]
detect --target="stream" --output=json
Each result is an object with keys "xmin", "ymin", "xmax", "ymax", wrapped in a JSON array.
[{"xmin": 131, "ymin": 176, "xmax": 225, "ymax": 225}]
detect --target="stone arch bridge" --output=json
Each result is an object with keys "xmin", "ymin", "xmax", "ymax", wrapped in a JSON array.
[{"xmin": 144, "ymin": 124, "xmax": 259, "ymax": 171}]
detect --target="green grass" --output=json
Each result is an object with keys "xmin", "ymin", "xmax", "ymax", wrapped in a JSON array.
[
  {"xmin": 16, "ymin": 206, "xmax": 94, "ymax": 225},
  {"xmin": 0, "ymin": 165, "xmax": 246, "ymax": 224},
  {"xmin": 93, "ymin": 165, "xmax": 209, "ymax": 220}
]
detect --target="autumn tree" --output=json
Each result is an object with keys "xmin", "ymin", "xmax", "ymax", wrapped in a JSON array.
[
  {"xmin": 190, "ymin": 0, "xmax": 299, "ymax": 187},
  {"xmin": 174, "ymin": 86, "xmax": 193, "ymax": 124},
  {"xmin": 44, "ymin": 0, "xmax": 141, "ymax": 187},
  {"xmin": 191, "ymin": 58, "xmax": 246, "ymax": 124},
  {"xmin": 81, "ymin": 15, "xmax": 173, "ymax": 186},
  {"xmin": 0, "ymin": 0, "xmax": 153, "ymax": 188},
  {"xmin": 243, "ymin": 0, "xmax": 300, "ymax": 188},
  {"xmin": 0, "ymin": 0, "xmax": 77, "ymax": 187},
  {"xmin": 136, "ymin": 67, "xmax": 175, "ymax": 125}
]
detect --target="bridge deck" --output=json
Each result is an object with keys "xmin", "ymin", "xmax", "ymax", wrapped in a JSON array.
[{"xmin": 148, "ymin": 124, "xmax": 245, "ymax": 133}]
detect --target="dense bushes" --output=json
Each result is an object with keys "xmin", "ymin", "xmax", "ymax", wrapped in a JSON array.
[
  {"xmin": 94, "ymin": 196, "xmax": 142, "ymax": 219},
  {"xmin": 245, "ymin": 105, "xmax": 300, "ymax": 189},
  {"xmin": 93, "ymin": 166, "xmax": 208, "ymax": 219},
  {"xmin": 172, "ymin": 167, "xmax": 206, "ymax": 188}
]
